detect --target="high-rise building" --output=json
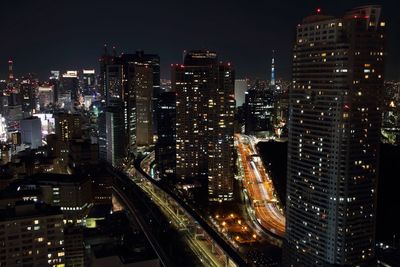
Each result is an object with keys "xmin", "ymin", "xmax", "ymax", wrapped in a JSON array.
[
  {"xmin": 54, "ymin": 113, "xmax": 82, "ymax": 142},
  {"xmin": 49, "ymin": 71, "xmax": 60, "ymax": 103},
  {"xmin": 60, "ymin": 71, "xmax": 79, "ymax": 106},
  {"xmin": 135, "ymin": 65, "xmax": 154, "ymax": 146},
  {"xmin": 20, "ymin": 77, "xmax": 37, "ymax": 117},
  {"xmin": 0, "ymin": 202, "xmax": 65, "ymax": 267},
  {"xmin": 82, "ymin": 69, "xmax": 96, "ymax": 95},
  {"xmin": 20, "ymin": 117, "xmax": 42, "ymax": 149},
  {"xmin": 0, "ymin": 115, "xmax": 7, "ymax": 143},
  {"xmin": 234, "ymin": 79, "xmax": 248, "ymax": 107},
  {"xmin": 270, "ymin": 50, "xmax": 276, "ymax": 87},
  {"xmin": 244, "ymin": 84, "xmax": 274, "ymax": 135},
  {"xmin": 104, "ymin": 64, "xmax": 123, "ymax": 105},
  {"xmin": 285, "ymin": 6, "xmax": 385, "ymax": 266},
  {"xmin": 99, "ymin": 45, "xmax": 116, "ymax": 99},
  {"xmin": 98, "ymin": 109, "xmax": 107, "ymax": 162},
  {"xmin": 37, "ymin": 84, "xmax": 54, "ymax": 110},
  {"xmin": 173, "ymin": 50, "xmax": 235, "ymax": 202},
  {"xmin": 105, "ymin": 104, "xmax": 125, "ymax": 166},
  {"xmin": 54, "ymin": 113, "xmax": 83, "ymax": 165},
  {"xmin": 7, "ymin": 59, "xmax": 14, "ymax": 82},
  {"xmin": 101, "ymin": 49, "xmax": 159, "ymax": 150},
  {"xmin": 155, "ymin": 91, "xmax": 176, "ymax": 179}
]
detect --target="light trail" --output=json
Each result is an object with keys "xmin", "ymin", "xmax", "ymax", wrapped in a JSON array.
[
  {"xmin": 130, "ymin": 155, "xmax": 226, "ymax": 267},
  {"xmin": 235, "ymin": 134, "xmax": 286, "ymax": 237}
]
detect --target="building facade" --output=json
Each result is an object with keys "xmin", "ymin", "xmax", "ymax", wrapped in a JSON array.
[
  {"xmin": 100, "ymin": 50, "xmax": 159, "ymax": 150},
  {"xmin": 173, "ymin": 50, "xmax": 235, "ymax": 202},
  {"xmin": 285, "ymin": 6, "xmax": 385, "ymax": 266},
  {"xmin": 0, "ymin": 202, "xmax": 65, "ymax": 267},
  {"xmin": 244, "ymin": 86, "xmax": 274, "ymax": 135},
  {"xmin": 20, "ymin": 117, "xmax": 42, "ymax": 149},
  {"xmin": 155, "ymin": 91, "xmax": 176, "ymax": 179}
]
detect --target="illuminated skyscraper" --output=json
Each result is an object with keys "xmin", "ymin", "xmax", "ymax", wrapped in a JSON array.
[
  {"xmin": 105, "ymin": 104, "xmax": 125, "ymax": 167},
  {"xmin": 135, "ymin": 65, "xmax": 153, "ymax": 146},
  {"xmin": 53, "ymin": 113, "xmax": 83, "ymax": 165},
  {"xmin": 20, "ymin": 76, "xmax": 37, "ymax": 116},
  {"xmin": 285, "ymin": 6, "xmax": 385, "ymax": 266},
  {"xmin": 37, "ymin": 84, "xmax": 54, "ymax": 110},
  {"xmin": 173, "ymin": 50, "xmax": 235, "ymax": 202},
  {"xmin": 82, "ymin": 69, "xmax": 96, "ymax": 94},
  {"xmin": 101, "ymin": 49, "xmax": 159, "ymax": 150},
  {"xmin": 8, "ymin": 59, "xmax": 14, "ymax": 82},
  {"xmin": 270, "ymin": 50, "xmax": 276, "ymax": 87}
]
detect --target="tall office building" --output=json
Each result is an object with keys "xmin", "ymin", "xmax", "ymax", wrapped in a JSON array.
[
  {"xmin": 105, "ymin": 104, "xmax": 125, "ymax": 166},
  {"xmin": 49, "ymin": 71, "xmax": 60, "ymax": 103},
  {"xmin": 98, "ymin": 109, "xmax": 107, "ymax": 162},
  {"xmin": 104, "ymin": 64, "xmax": 123, "ymax": 105},
  {"xmin": 135, "ymin": 65, "xmax": 154, "ymax": 146},
  {"xmin": 155, "ymin": 91, "xmax": 176, "ymax": 179},
  {"xmin": 20, "ymin": 77, "xmax": 37, "ymax": 117},
  {"xmin": 285, "ymin": 6, "xmax": 385, "ymax": 266},
  {"xmin": 99, "ymin": 45, "xmax": 116, "ymax": 99},
  {"xmin": 173, "ymin": 50, "xmax": 235, "ymax": 202},
  {"xmin": 60, "ymin": 71, "xmax": 79, "ymax": 106},
  {"xmin": 54, "ymin": 113, "xmax": 83, "ymax": 142},
  {"xmin": 82, "ymin": 69, "xmax": 96, "ymax": 95},
  {"xmin": 270, "ymin": 50, "xmax": 276, "ymax": 87},
  {"xmin": 54, "ymin": 113, "xmax": 83, "ymax": 165},
  {"xmin": 37, "ymin": 84, "xmax": 54, "ymax": 110},
  {"xmin": 244, "ymin": 83, "xmax": 274, "ymax": 135},
  {"xmin": 101, "ymin": 49, "xmax": 159, "ymax": 149},
  {"xmin": 234, "ymin": 79, "xmax": 248, "ymax": 107},
  {"xmin": 20, "ymin": 117, "xmax": 42, "ymax": 149},
  {"xmin": 7, "ymin": 59, "xmax": 14, "ymax": 82}
]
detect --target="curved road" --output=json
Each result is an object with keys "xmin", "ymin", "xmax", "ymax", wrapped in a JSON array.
[{"xmin": 236, "ymin": 134, "xmax": 286, "ymax": 237}]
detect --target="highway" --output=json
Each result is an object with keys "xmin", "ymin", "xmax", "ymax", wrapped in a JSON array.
[
  {"xmin": 236, "ymin": 134, "xmax": 286, "ymax": 237},
  {"xmin": 133, "ymin": 172, "xmax": 223, "ymax": 267},
  {"xmin": 122, "ymin": 153, "xmax": 247, "ymax": 267}
]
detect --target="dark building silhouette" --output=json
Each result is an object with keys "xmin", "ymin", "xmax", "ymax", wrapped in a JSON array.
[
  {"xmin": 244, "ymin": 85, "xmax": 274, "ymax": 135},
  {"xmin": 155, "ymin": 91, "xmax": 176, "ymax": 179}
]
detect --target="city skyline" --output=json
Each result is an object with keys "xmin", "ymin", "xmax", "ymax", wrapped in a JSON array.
[
  {"xmin": 1, "ymin": 0, "xmax": 400, "ymax": 80},
  {"xmin": 1, "ymin": 2, "xmax": 399, "ymax": 267}
]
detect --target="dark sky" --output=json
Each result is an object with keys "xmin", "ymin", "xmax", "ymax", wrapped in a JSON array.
[{"xmin": 1, "ymin": 0, "xmax": 399, "ymax": 80}]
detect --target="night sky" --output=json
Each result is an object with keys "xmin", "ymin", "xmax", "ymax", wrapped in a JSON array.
[{"xmin": 1, "ymin": 0, "xmax": 399, "ymax": 80}]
